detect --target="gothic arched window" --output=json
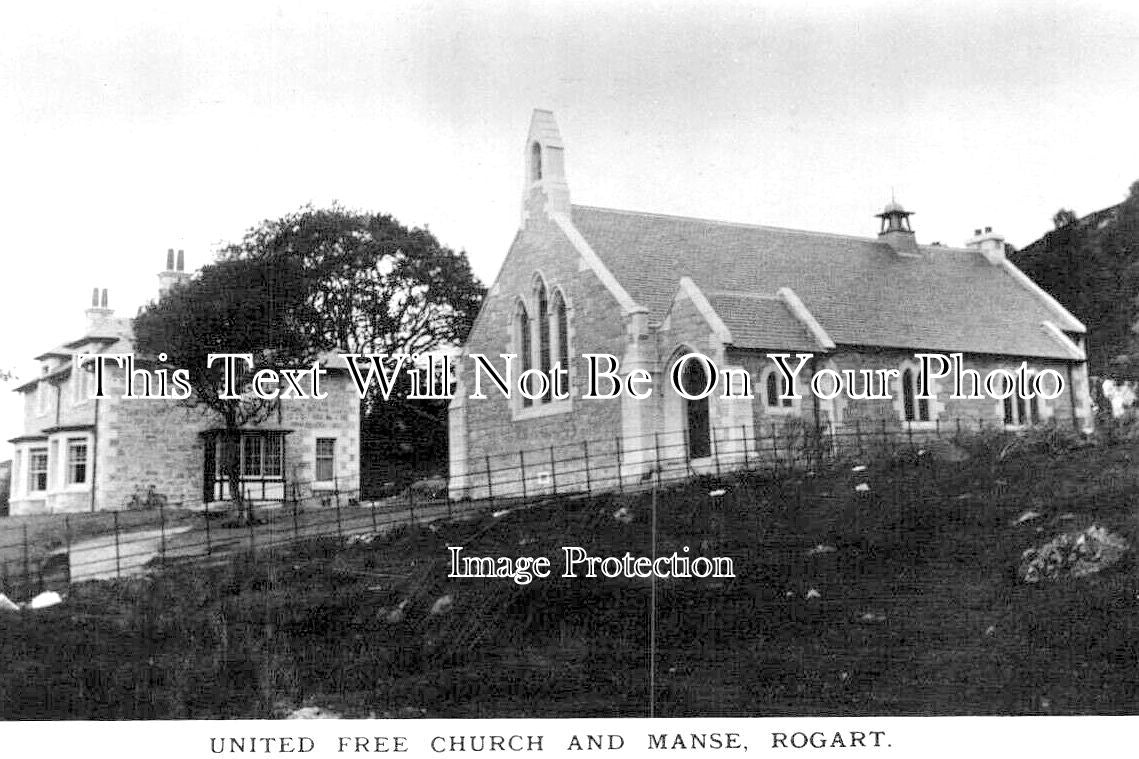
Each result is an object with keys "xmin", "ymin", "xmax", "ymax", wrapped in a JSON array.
[
  {"xmin": 516, "ymin": 301, "xmax": 532, "ymax": 408},
  {"xmin": 552, "ymin": 289, "xmax": 569, "ymax": 398},
  {"xmin": 536, "ymin": 279, "xmax": 551, "ymax": 402}
]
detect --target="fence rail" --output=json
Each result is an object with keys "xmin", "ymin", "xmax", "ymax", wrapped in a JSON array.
[{"xmin": 0, "ymin": 416, "xmax": 1075, "ymax": 603}]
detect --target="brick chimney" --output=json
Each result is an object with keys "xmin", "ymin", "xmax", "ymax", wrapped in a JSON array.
[
  {"xmin": 158, "ymin": 248, "xmax": 191, "ymax": 296},
  {"xmin": 966, "ymin": 226, "xmax": 1006, "ymax": 264},
  {"xmin": 85, "ymin": 287, "xmax": 113, "ymax": 333}
]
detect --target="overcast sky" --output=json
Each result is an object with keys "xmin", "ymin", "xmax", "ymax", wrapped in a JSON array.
[{"xmin": 2, "ymin": 0, "xmax": 1138, "ymax": 448}]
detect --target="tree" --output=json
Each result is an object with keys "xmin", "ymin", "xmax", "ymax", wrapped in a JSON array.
[
  {"xmin": 1053, "ymin": 208, "xmax": 1078, "ymax": 229},
  {"xmin": 221, "ymin": 205, "xmax": 485, "ymax": 490},
  {"xmin": 221, "ymin": 205, "xmax": 484, "ymax": 356},
  {"xmin": 1014, "ymin": 181, "xmax": 1139, "ymax": 380},
  {"xmin": 133, "ymin": 254, "xmax": 319, "ymax": 522}
]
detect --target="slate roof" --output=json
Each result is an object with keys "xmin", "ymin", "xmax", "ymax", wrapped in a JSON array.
[
  {"xmin": 704, "ymin": 292, "xmax": 820, "ymax": 351},
  {"xmin": 571, "ymin": 205, "xmax": 1084, "ymax": 360}
]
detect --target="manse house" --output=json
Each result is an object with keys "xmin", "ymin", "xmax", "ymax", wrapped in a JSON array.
[
  {"xmin": 448, "ymin": 110, "xmax": 1093, "ymax": 499},
  {"xmin": 7, "ymin": 252, "xmax": 360, "ymax": 516}
]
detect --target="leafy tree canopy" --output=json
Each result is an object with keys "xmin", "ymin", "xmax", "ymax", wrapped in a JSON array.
[
  {"xmin": 220, "ymin": 204, "xmax": 485, "ymax": 358},
  {"xmin": 134, "ymin": 253, "xmax": 319, "ymax": 426},
  {"xmin": 1013, "ymin": 180, "xmax": 1139, "ymax": 380}
]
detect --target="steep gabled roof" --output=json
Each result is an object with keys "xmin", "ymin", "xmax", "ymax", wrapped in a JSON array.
[
  {"xmin": 704, "ymin": 291, "xmax": 822, "ymax": 352},
  {"xmin": 571, "ymin": 205, "xmax": 1084, "ymax": 360}
]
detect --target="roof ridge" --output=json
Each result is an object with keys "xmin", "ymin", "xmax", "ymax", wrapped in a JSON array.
[
  {"xmin": 574, "ymin": 202, "xmax": 965, "ymax": 249},
  {"xmin": 573, "ymin": 204, "xmax": 979, "ymax": 254},
  {"xmin": 706, "ymin": 290, "xmax": 782, "ymax": 301}
]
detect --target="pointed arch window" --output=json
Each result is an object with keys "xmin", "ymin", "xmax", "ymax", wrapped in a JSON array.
[
  {"xmin": 552, "ymin": 289, "xmax": 569, "ymax": 398},
  {"xmin": 536, "ymin": 279, "xmax": 551, "ymax": 403},
  {"xmin": 516, "ymin": 301, "xmax": 533, "ymax": 408},
  {"xmin": 764, "ymin": 371, "xmax": 794, "ymax": 409}
]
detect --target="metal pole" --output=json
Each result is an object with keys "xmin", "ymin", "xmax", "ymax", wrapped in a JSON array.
[
  {"xmin": 583, "ymin": 440, "xmax": 592, "ymax": 496},
  {"xmin": 334, "ymin": 478, "xmax": 343, "ymax": 538},
  {"xmin": 485, "ymin": 454, "xmax": 495, "ymax": 507},
  {"xmin": 159, "ymin": 497, "xmax": 167, "ymax": 564},
  {"xmin": 113, "ymin": 512, "xmax": 121, "ymax": 579},
  {"xmin": 64, "ymin": 516, "xmax": 73, "ymax": 586},
  {"xmin": 22, "ymin": 524, "xmax": 30, "ymax": 595},
  {"xmin": 616, "ymin": 436, "xmax": 624, "ymax": 493},
  {"xmin": 654, "ymin": 432, "xmax": 662, "ymax": 488},
  {"xmin": 549, "ymin": 445, "xmax": 558, "ymax": 495}
]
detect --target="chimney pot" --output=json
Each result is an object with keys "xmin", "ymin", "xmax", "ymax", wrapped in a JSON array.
[
  {"xmin": 974, "ymin": 228, "xmax": 982, "ymax": 236},
  {"xmin": 166, "ymin": 248, "xmax": 175, "ymax": 270},
  {"xmin": 177, "ymin": 249, "xmax": 185, "ymax": 272},
  {"xmin": 101, "ymin": 288, "xmax": 108, "ymax": 308},
  {"xmin": 91, "ymin": 287, "xmax": 99, "ymax": 307},
  {"xmin": 984, "ymin": 226, "xmax": 992, "ymax": 233}
]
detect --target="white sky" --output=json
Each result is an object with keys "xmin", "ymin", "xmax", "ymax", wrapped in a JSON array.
[{"xmin": 2, "ymin": 0, "xmax": 1138, "ymax": 450}]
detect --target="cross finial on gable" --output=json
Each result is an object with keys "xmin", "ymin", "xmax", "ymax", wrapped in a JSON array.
[{"xmin": 522, "ymin": 109, "xmax": 571, "ymax": 222}]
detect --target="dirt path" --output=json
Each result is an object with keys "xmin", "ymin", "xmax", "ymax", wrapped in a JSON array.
[
  {"xmin": 67, "ymin": 526, "xmax": 196, "ymax": 582},
  {"xmin": 61, "ymin": 499, "xmax": 470, "ymax": 582}
]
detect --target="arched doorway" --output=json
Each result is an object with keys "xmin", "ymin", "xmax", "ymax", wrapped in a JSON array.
[{"xmin": 680, "ymin": 358, "xmax": 712, "ymax": 459}]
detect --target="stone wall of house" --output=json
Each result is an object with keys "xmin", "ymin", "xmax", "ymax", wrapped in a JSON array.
[
  {"xmin": 94, "ymin": 368, "xmax": 360, "ymax": 513},
  {"xmin": 278, "ymin": 370, "xmax": 361, "ymax": 499},
  {"xmin": 96, "ymin": 384, "xmax": 214, "ymax": 512}
]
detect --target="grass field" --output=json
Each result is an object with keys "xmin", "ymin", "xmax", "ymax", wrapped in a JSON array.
[{"xmin": 1, "ymin": 432, "xmax": 1137, "ymax": 719}]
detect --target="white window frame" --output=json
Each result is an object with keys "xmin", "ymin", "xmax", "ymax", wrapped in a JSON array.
[
  {"xmin": 894, "ymin": 360, "xmax": 942, "ymax": 430},
  {"xmin": 65, "ymin": 437, "xmax": 89, "ymax": 486},
  {"xmin": 218, "ymin": 433, "xmax": 285, "ymax": 480},
  {"xmin": 27, "ymin": 447, "xmax": 49, "ymax": 493},
  {"xmin": 1000, "ymin": 369, "xmax": 1051, "ymax": 429},
  {"xmin": 314, "ymin": 437, "xmax": 337, "ymax": 484}
]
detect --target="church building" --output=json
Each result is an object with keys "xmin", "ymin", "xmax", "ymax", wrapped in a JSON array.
[{"xmin": 448, "ymin": 110, "xmax": 1093, "ymax": 498}]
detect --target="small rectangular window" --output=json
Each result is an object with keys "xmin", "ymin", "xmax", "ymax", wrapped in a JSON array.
[
  {"xmin": 315, "ymin": 438, "xmax": 336, "ymax": 482},
  {"xmin": 28, "ymin": 448, "xmax": 48, "ymax": 492},
  {"xmin": 67, "ymin": 438, "xmax": 88, "ymax": 485}
]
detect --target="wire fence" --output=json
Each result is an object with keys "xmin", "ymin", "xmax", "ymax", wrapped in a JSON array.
[
  {"xmin": 452, "ymin": 414, "xmax": 1046, "ymax": 501},
  {"xmin": 0, "ymin": 415, "xmax": 1074, "ymax": 604}
]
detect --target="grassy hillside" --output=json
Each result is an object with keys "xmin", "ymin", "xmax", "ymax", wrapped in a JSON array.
[{"xmin": 2, "ymin": 431, "xmax": 1137, "ymax": 718}]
